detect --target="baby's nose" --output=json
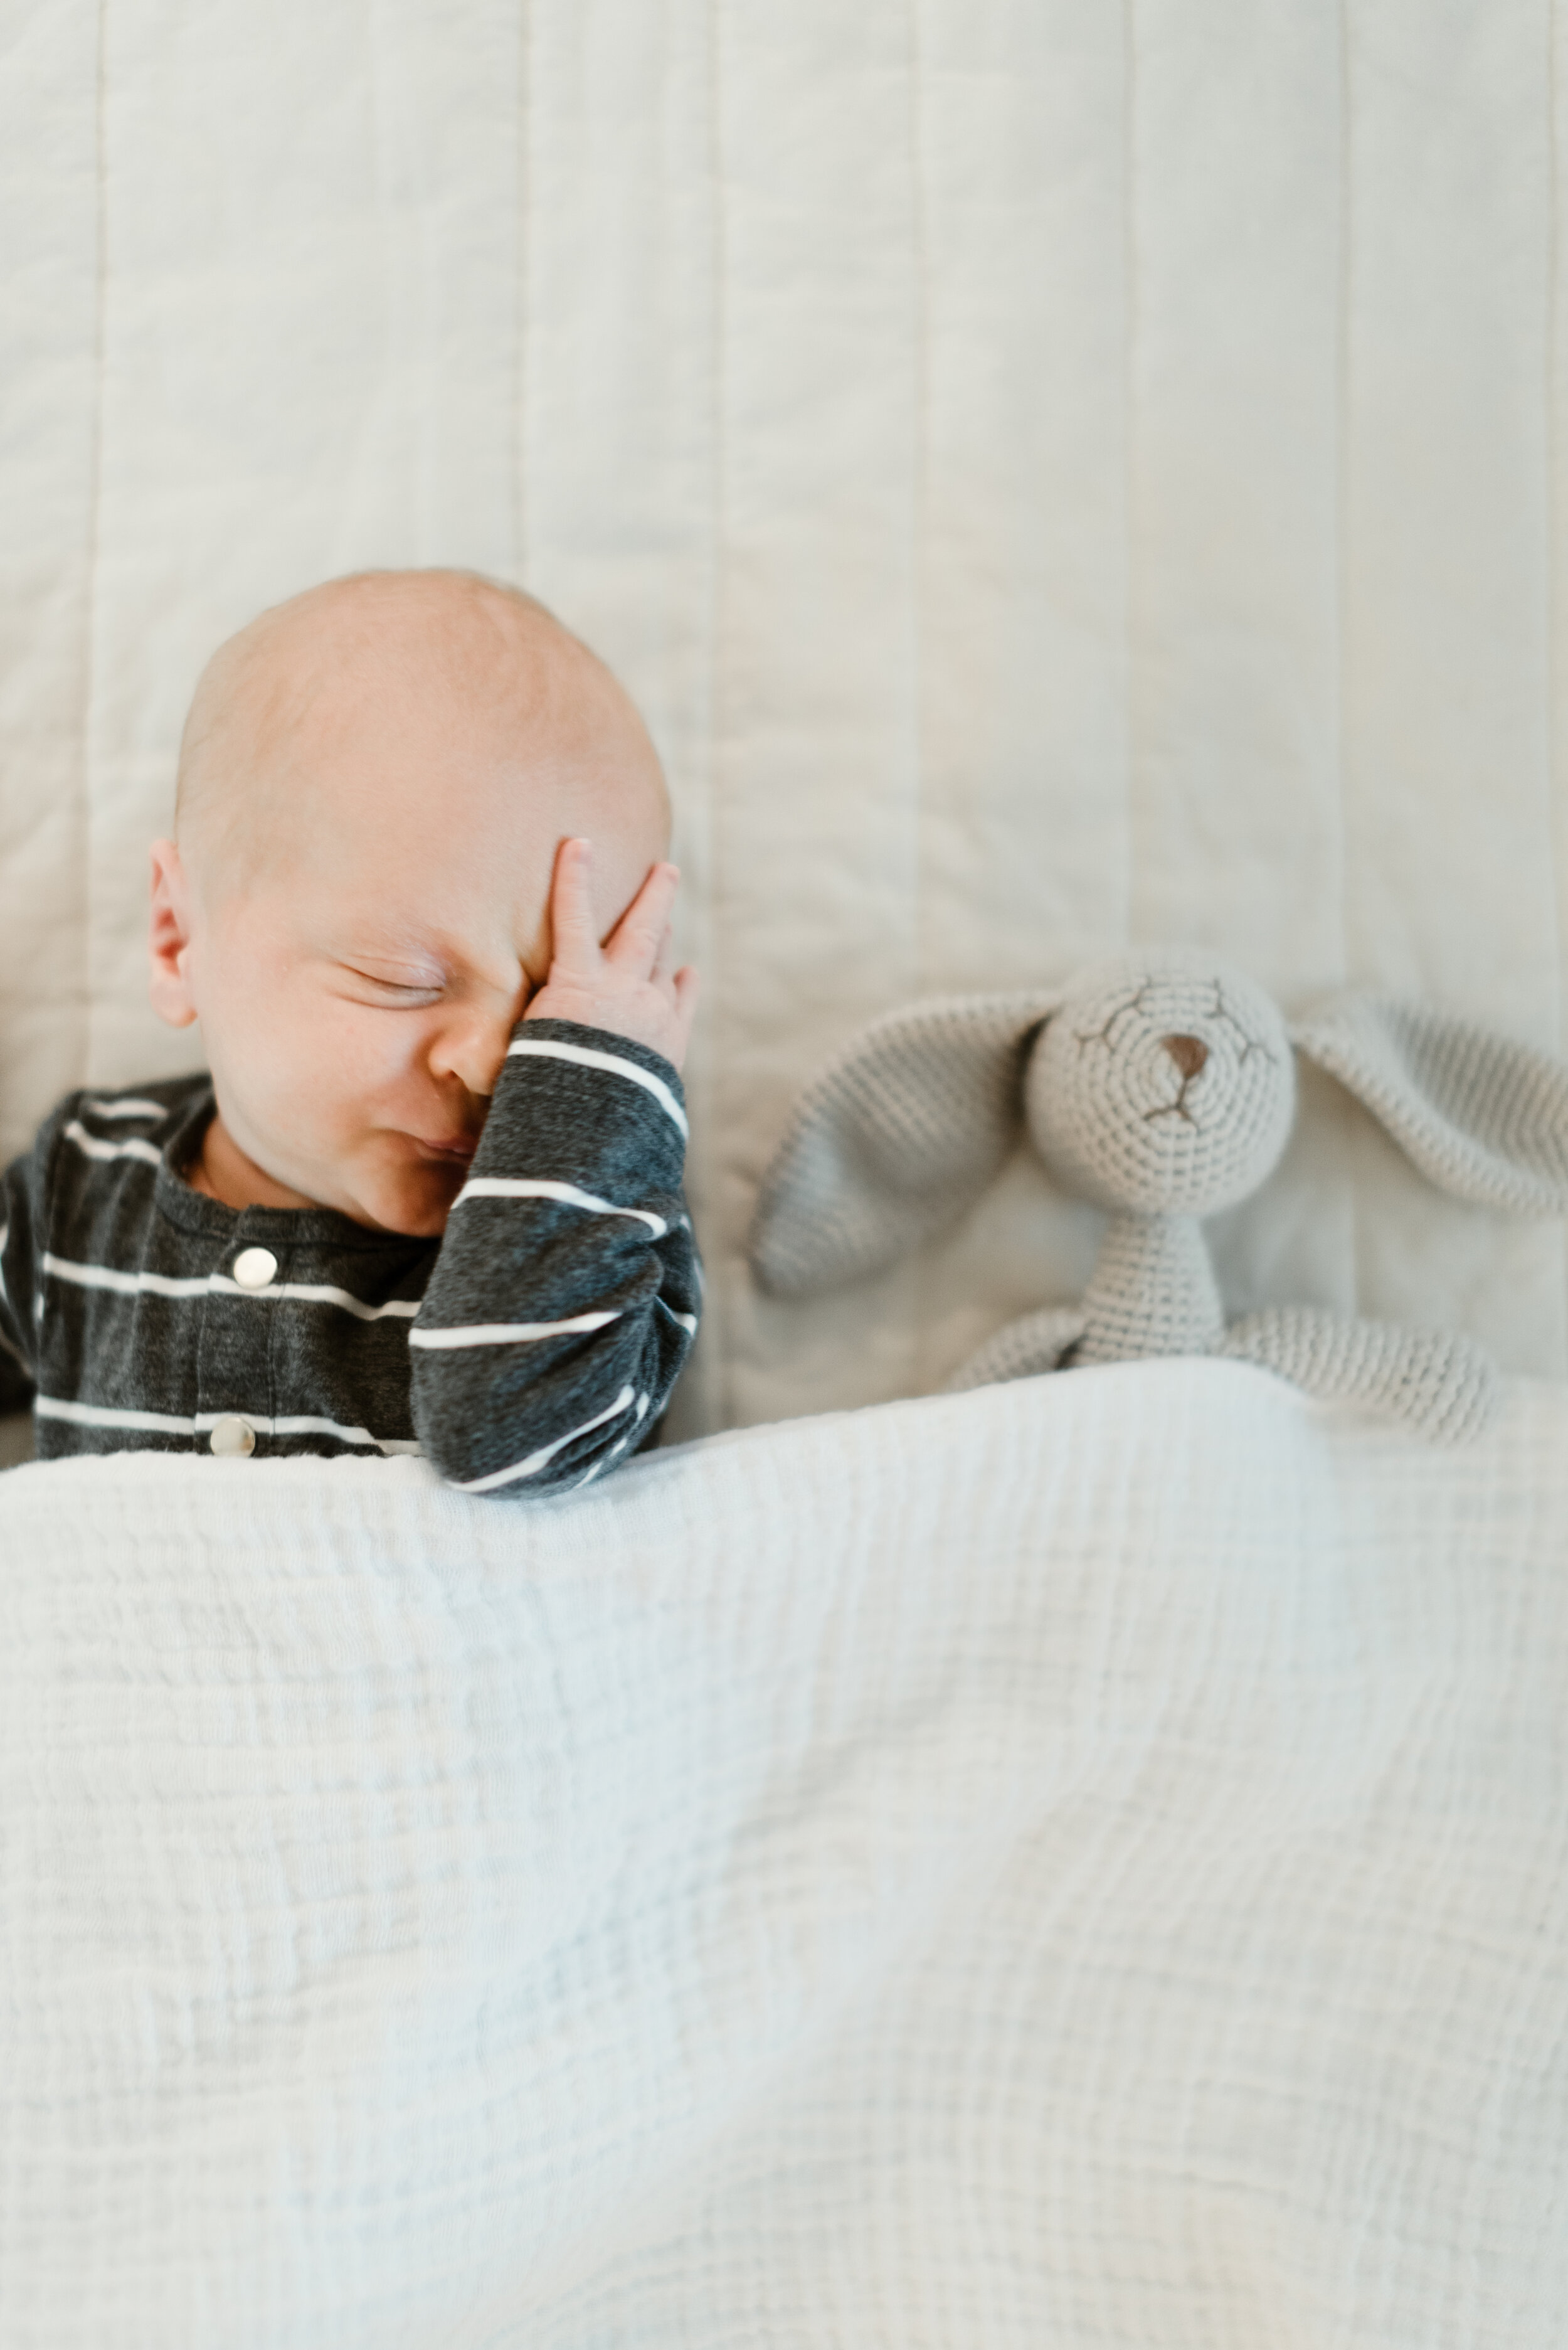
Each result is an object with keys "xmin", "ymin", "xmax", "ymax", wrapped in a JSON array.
[
  {"xmin": 433, "ymin": 1009, "xmax": 515, "ymax": 1098},
  {"xmin": 1162, "ymin": 1033, "xmax": 1209, "ymax": 1079}
]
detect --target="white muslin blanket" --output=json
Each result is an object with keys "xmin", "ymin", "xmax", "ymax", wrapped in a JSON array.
[{"xmin": 3, "ymin": 1359, "xmax": 1567, "ymax": 2347}]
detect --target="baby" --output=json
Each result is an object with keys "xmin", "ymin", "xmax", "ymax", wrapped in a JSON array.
[{"xmin": 0, "ymin": 569, "xmax": 701, "ymax": 1495}]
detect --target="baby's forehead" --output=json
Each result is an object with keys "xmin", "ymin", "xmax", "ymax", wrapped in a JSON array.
[
  {"xmin": 245, "ymin": 577, "xmax": 612, "ymax": 747},
  {"xmin": 179, "ymin": 572, "xmax": 669, "ymax": 895}
]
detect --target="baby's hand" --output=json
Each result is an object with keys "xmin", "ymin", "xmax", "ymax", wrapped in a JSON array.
[{"xmin": 524, "ymin": 839, "xmax": 699, "ymax": 1071}]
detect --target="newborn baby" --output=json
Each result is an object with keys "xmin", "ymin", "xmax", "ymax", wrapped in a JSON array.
[{"xmin": 0, "ymin": 568, "xmax": 701, "ymax": 1494}]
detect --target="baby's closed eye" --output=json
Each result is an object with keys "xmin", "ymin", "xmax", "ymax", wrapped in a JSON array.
[{"xmin": 339, "ymin": 963, "xmax": 448, "ymax": 1005}]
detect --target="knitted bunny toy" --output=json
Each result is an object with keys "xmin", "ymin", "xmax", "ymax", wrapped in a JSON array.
[{"xmin": 748, "ymin": 949, "xmax": 1568, "ymax": 1440}]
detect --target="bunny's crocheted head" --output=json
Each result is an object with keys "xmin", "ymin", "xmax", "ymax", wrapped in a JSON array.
[{"xmin": 1022, "ymin": 952, "xmax": 1294, "ymax": 1215}]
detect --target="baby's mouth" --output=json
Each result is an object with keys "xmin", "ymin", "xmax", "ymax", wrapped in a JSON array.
[{"xmin": 409, "ymin": 1132, "xmax": 480, "ymax": 1166}]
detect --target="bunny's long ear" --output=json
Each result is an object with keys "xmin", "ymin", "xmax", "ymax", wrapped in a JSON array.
[
  {"xmin": 748, "ymin": 990, "xmax": 1060, "ymax": 1295},
  {"xmin": 1290, "ymin": 994, "xmax": 1568, "ymax": 1213}
]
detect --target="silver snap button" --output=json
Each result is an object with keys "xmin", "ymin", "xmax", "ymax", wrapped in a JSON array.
[
  {"xmin": 209, "ymin": 1415, "xmax": 256, "ymax": 1458},
  {"xmin": 232, "ymin": 1247, "xmax": 278, "ymax": 1290}
]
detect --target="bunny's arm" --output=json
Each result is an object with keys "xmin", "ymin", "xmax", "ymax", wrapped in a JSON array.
[
  {"xmin": 945, "ymin": 1304, "xmax": 1088, "ymax": 1392},
  {"xmin": 1219, "ymin": 1305, "xmax": 1498, "ymax": 1442}
]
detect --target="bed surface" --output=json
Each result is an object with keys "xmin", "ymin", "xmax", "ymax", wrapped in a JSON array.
[{"xmin": 3, "ymin": 1, "xmax": 1567, "ymax": 1447}]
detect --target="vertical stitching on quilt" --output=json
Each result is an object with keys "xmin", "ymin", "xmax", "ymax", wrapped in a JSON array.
[
  {"xmin": 1548, "ymin": 0, "xmax": 1564, "ymax": 1035},
  {"xmin": 1549, "ymin": 0, "xmax": 1568, "ymax": 1360},
  {"xmin": 1333, "ymin": 0, "xmax": 1352, "ymax": 996},
  {"xmin": 908, "ymin": 0, "xmax": 928, "ymax": 1006},
  {"xmin": 1121, "ymin": 0, "xmax": 1138, "ymax": 954},
  {"xmin": 705, "ymin": 0, "xmax": 731, "ymax": 1435},
  {"xmin": 908, "ymin": 0, "xmax": 930, "ymax": 1396},
  {"xmin": 513, "ymin": 0, "xmax": 532, "ymax": 584},
  {"xmin": 1337, "ymin": 0, "xmax": 1360, "ymax": 1317},
  {"xmin": 80, "ymin": 0, "xmax": 110, "ymax": 1088}
]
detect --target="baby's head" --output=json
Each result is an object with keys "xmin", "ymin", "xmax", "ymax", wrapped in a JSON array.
[{"xmin": 149, "ymin": 569, "xmax": 670, "ymax": 1236}]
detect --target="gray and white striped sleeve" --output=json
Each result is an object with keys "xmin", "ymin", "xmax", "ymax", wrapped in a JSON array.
[
  {"xmin": 0, "ymin": 1105, "xmax": 58, "ymax": 1417},
  {"xmin": 408, "ymin": 1018, "xmax": 701, "ymax": 1496}
]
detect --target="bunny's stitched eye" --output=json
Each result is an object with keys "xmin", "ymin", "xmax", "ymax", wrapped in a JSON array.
[
  {"xmin": 1211, "ymin": 982, "xmax": 1275, "ymax": 1064},
  {"xmin": 1074, "ymin": 982, "xmax": 1150, "ymax": 1053}
]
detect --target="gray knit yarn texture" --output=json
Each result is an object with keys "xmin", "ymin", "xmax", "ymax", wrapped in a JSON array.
[
  {"xmin": 748, "ymin": 988, "xmax": 1057, "ymax": 1295},
  {"xmin": 1025, "ymin": 954, "xmax": 1295, "ymax": 1218},
  {"xmin": 1221, "ymin": 1307, "xmax": 1499, "ymax": 1444},
  {"xmin": 748, "ymin": 950, "xmax": 1568, "ymax": 1442},
  {"xmin": 1288, "ymin": 995, "xmax": 1568, "ymax": 1213},
  {"xmin": 946, "ymin": 1306, "xmax": 1085, "ymax": 1391}
]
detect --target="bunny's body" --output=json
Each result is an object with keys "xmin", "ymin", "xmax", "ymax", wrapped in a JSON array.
[{"xmin": 750, "ymin": 950, "xmax": 1568, "ymax": 1441}]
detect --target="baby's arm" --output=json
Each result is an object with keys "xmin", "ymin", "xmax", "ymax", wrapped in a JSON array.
[
  {"xmin": 409, "ymin": 844, "xmax": 701, "ymax": 1495},
  {"xmin": 1, "ymin": 1122, "xmax": 49, "ymax": 1418}
]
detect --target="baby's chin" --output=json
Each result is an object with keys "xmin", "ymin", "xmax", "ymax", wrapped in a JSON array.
[
  {"xmin": 320, "ymin": 1141, "xmax": 471, "ymax": 1238},
  {"xmin": 341, "ymin": 1164, "xmax": 466, "ymax": 1238},
  {"xmin": 203, "ymin": 1106, "xmax": 470, "ymax": 1235}
]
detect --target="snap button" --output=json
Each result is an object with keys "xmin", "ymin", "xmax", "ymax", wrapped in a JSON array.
[
  {"xmin": 209, "ymin": 1415, "xmax": 256, "ymax": 1459},
  {"xmin": 232, "ymin": 1247, "xmax": 278, "ymax": 1290}
]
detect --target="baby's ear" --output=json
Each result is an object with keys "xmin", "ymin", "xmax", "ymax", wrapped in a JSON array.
[
  {"xmin": 749, "ymin": 990, "xmax": 1060, "ymax": 1295},
  {"xmin": 1290, "ymin": 994, "xmax": 1568, "ymax": 1212},
  {"xmin": 147, "ymin": 839, "xmax": 199, "ymax": 1030}
]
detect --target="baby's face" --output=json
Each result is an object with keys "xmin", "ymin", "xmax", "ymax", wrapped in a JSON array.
[{"xmin": 152, "ymin": 584, "xmax": 668, "ymax": 1236}]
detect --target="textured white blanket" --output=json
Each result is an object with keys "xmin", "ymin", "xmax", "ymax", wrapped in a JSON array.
[{"xmin": 3, "ymin": 1360, "xmax": 1565, "ymax": 2347}]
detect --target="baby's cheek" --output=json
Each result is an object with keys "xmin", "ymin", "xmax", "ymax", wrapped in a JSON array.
[
  {"xmin": 255, "ymin": 999, "xmax": 380, "ymax": 1156},
  {"xmin": 337, "ymin": 1006, "xmax": 450, "ymax": 1135}
]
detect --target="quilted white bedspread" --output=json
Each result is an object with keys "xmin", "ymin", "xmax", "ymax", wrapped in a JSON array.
[
  {"xmin": 4, "ymin": 2, "xmax": 1568, "ymax": 1447},
  {"xmin": 3, "ymin": 1359, "xmax": 1565, "ymax": 2347}
]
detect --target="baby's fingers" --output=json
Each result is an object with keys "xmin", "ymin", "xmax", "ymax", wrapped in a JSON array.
[
  {"xmin": 547, "ymin": 838, "xmax": 603, "ymax": 974},
  {"xmin": 607, "ymin": 861, "xmax": 681, "ymax": 975},
  {"xmin": 669, "ymin": 963, "xmax": 700, "ymax": 1064}
]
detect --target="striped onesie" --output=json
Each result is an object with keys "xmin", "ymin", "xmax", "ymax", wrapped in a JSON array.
[{"xmin": 0, "ymin": 1019, "xmax": 699, "ymax": 1496}]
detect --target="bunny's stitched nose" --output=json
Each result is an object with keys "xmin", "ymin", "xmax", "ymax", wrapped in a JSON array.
[{"xmin": 1161, "ymin": 1034, "xmax": 1209, "ymax": 1079}]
